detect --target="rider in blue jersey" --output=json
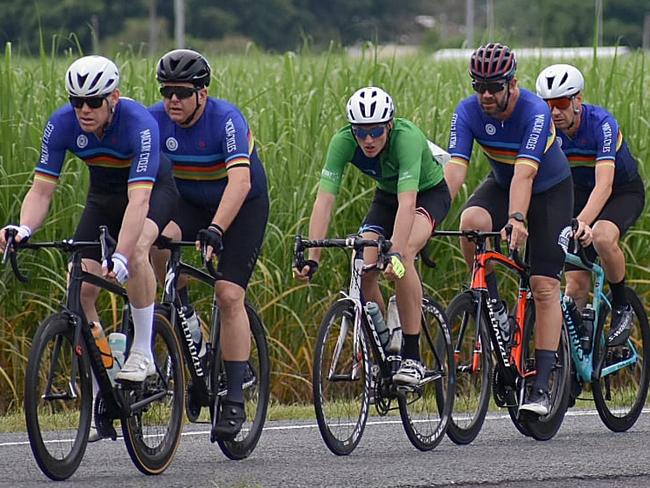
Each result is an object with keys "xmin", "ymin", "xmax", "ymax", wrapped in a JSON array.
[
  {"xmin": 536, "ymin": 64, "xmax": 645, "ymax": 346},
  {"xmin": 445, "ymin": 43, "xmax": 573, "ymax": 415},
  {"xmin": 0, "ymin": 55, "xmax": 177, "ymax": 440},
  {"xmin": 149, "ymin": 49, "xmax": 269, "ymax": 441}
]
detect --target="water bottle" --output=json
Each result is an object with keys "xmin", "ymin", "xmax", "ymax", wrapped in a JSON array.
[
  {"xmin": 183, "ymin": 307, "xmax": 206, "ymax": 358},
  {"xmin": 365, "ymin": 301, "xmax": 390, "ymax": 351},
  {"xmin": 580, "ymin": 304, "xmax": 595, "ymax": 353},
  {"xmin": 386, "ymin": 295, "xmax": 403, "ymax": 354},
  {"xmin": 489, "ymin": 299, "xmax": 511, "ymax": 343},
  {"xmin": 562, "ymin": 295, "xmax": 582, "ymax": 333},
  {"xmin": 108, "ymin": 332, "xmax": 127, "ymax": 384},
  {"xmin": 91, "ymin": 323, "xmax": 114, "ymax": 369}
]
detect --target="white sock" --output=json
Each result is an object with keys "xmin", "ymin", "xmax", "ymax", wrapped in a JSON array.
[{"xmin": 130, "ymin": 303, "xmax": 154, "ymax": 361}]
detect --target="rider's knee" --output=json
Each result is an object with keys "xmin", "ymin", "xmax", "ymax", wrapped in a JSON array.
[
  {"xmin": 460, "ymin": 207, "xmax": 491, "ymax": 231},
  {"xmin": 591, "ymin": 225, "xmax": 618, "ymax": 252},
  {"xmin": 215, "ymin": 283, "xmax": 245, "ymax": 312},
  {"xmin": 531, "ymin": 277, "xmax": 560, "ymax": 303}
]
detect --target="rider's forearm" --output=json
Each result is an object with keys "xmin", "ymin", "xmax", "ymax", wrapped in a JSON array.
[
  {"xmin": 507, "ymin": 167, "xmax": 534, "ymax": 218},
  {"xmin": 307, "ymin": 191, "xmax": 335, "ymax": 263},
  {"xmin": 577, "ymin": 165, "xmax": 614, "ymax": 226},
  {"xmin": 19, "ymin": 182, "xmax": 56, "ymax": 232},
  {"xmin": 391, "ymin": 192, "xmax": 416, "ymax": 255},
  {"xmin": 443, "ymin": 160, "xmax": 468, "ymax": 200},
  {"xmin": 211, "ymin": 168, "xmax": 251, "ymax": 232},
  {"xmin": 116, "ymin": 189, "xmax": 150, "ymax": 260}
]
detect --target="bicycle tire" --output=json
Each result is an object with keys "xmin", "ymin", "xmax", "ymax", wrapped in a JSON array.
[
  {"xmin": 24, "ymin": 314, "xmax": 92, "ymax": 481},
  {"xmin": 518, "ymin": 300, "xmax": 571, "ymax": 441},
  {"xmin": 313, "ymin": 299, "xmax": 370, "ymax": 455},
  {"xmin": 445, "ymin": 291, "xmax": 492, "ymax": 445},
  {"xmin": 213, "ymin": 303, "xmax": 270, "ymax": 460},
  {"xmin": 398, "ymin": 296, "xmax": 455, "ymax": 451},
  {"xmin": 122, "ymin": 311, "xmax": 185, "ymax": 475},
  {"xmin": 592, "ymin": 287, "xmax": 650, "ymax": 432}
]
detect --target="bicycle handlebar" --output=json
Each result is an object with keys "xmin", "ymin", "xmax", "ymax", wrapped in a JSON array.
[
  {"xmin": 293, "ymin": 234, "xmax": 393, "ymax": 271},
  {"xmin": 154, "ymin": 235, "xmax": 222, "ymax": 279},
  {"xmin": 570, "ymin": 218, "xmax": 594, "ymax": 270}
]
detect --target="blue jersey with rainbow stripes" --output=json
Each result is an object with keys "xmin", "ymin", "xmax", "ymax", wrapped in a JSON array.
[
  {"xmin": 448, "ymin": 88, "xmax": 571, "ymax": 194},
  {"xmin": 556, "ymin": 103, "xmax": 639, "ymax": 189},
  {"xmin": 35, "ymin": 98, "xmax": 163, "ymax": 193},
  {"xmin": 148, "ymin": 97, "xmax": 266, "ymax": 209}
]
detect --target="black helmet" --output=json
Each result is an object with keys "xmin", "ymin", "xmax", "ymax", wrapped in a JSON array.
[
  {"xmin": 156, "ymin": 49, "xmax": 211, "ymax": 87},
  {"xmin": 469, "ymin": 43, "xmax": 517, "ymax": 81}
]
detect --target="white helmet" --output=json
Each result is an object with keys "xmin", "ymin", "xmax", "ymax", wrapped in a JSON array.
[
  {"xmin": 346, "ymin": 86, "xmax": 395, "ymax": 124},
  {"xmin": 65, "ymin": 55, "xmax": 120, "ymax": 97},
  {"xmin": 536, "ymin": 64, "xmax": 584, "ymax": 99}
]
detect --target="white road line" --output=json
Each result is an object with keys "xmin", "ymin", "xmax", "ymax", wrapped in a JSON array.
[{"xmin": 1, "ymin": 408, "xmax": 648, "ymax": 448}]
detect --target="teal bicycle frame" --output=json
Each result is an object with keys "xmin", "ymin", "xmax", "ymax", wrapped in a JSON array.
[{"xmin": 562, "ymin": 252, "xmax": 640, "ymax": 384}]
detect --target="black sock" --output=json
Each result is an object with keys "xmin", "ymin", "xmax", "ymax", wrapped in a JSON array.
[
  {"xmin": 609, "ymin": 278, "xmax": 627, "ymax": 308},
  {"xmin": 533, "ymin": 349, "xmax": 556, "ymax": 392},
  {"xmin": 224, "ymin": 361, "xmax": 247, "ymax": 403},
  {"xmin": 402, "ymin": 333, "xmax": 420, "ymax": 361},
  {"xmin": 486, "ymin": 273, "xmax": 499, "ymax": 301}
]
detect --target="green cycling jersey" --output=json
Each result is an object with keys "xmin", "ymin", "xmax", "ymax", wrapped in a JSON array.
[{"xmin": 319, "ymin": 118, "xmax": 444, "ymax": 195}]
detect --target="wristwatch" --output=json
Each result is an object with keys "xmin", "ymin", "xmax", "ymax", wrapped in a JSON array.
[{"xmin": 508, "ymin": 212, "xmax": 526, "ymax": 223}]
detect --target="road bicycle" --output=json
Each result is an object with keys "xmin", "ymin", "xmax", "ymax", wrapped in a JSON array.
[
  {"xmin": 293, "ymin": 234, "xmax": 455, "ymax": 454},
  {"xmin": 562, "ymin": 237, "xmax": 649, "ymax": 431},
  {"xmin": 441, "ymin": 229, "xmax": 571, "ymax": 444},
  {"xmin": 154, "ymin": 236, "xmax": 270, "ymax": 460},
  {"xmin": 3, "ymin": 227, "xmax": 184, "ymax": 480}
]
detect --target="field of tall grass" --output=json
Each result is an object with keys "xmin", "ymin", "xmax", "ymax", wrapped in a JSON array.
[{"xmin": 0, "ymin": 44, "xmax": 648, "ymax": 412}]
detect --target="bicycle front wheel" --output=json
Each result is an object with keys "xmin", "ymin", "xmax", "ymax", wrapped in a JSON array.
[
  {"xmin": 24, "ymin": 314, "xmax": 92, "ymax": 481},
  {"xmin": 444, "ymin": 291, "xmax": 491, "ymax": 445},
  {"xmin": 592, "ymin": 288, "xmax": 650, "ymax": 432},
  {"xmin": 398, "ymin": 296, "xmax": 455, "ymax": 451},
  {"xmin": 122, "ymin": 311, "xmax": 184, "ymax": 475},
  {"xmin": 313, "ymin": 299, "xmax": 370, "ymax": 455},
  {"xmin": 213, "ymin": 303, "xmax": 270, "ymax": 460}
]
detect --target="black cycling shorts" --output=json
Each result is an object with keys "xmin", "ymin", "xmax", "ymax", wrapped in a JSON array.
[
  {"xmin": 566, "ymin": 175, "xmax": 645, "ymax": 270},
  {"xmin": 73, "ymin": 167, "xmax": 178, "ymax": 262},
  {"xmin": 359, "ymin": 180, "xmax": 451, "ymax": 237},
  {"xmin": 173, "ymin": 194, "xmax": 269, "ymax": 289},
  {"xmin": 464, "ymin": 173, "xmax": 574, "ymax": 280}
]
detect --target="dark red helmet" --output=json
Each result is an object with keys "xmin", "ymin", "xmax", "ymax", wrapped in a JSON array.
[{"xmin": 469, "ymin": 43, "xmax": 517, "ymax": 81}]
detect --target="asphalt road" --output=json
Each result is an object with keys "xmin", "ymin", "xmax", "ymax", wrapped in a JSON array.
[{"xmin": 1, "ymin": 409, "xmax": 649, "ymax": 487}]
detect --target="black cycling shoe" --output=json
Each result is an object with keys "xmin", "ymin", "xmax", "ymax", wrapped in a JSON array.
[
  {"xmin": 212, "ymin": 400, "xmax": 246, "ymax": 442},
  {"xmin": 519, "ymin": 388, "xmax": 550, "ymax": 416},
  {"xmin": 607, "ymin": 304, "xmax": 633, "ymax": 347}
]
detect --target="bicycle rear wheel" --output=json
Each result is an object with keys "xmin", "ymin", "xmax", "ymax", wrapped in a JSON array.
[
  {"xmin": 313, "ymin": 299, "xmax": 370, "ymax": 455},
  {"xmin": 212, "ymin": 303, "xmax": 270, "ymax": 460},
  {"xmin": 399, "ymin": 296, "xmax": 455, "ymax": 451},
  {"xmin": 518, "ymin": 301, "xmax": 571, "ymax": 441},
  {"xmin": 445, "ymin": 291, "xmax": 491, "ymax": 445},
  {"xmin": 122, "ymin": 311, "xmax": 184, "ymax": 475},
  {"xmin": 592, "ymin": 288, "xmax": 650, "ymax": 432},
  {"xmin": 24, "ymin": 314, "xmax": 92, "ymax": 481}
]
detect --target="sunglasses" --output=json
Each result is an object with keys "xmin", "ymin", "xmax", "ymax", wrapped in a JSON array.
[
  {"xmin": 471, "ymin": 80, "xmax": 508, "ymax": 94},
  {"xmin": 160, "ymin": 85, "xmax": 200, "ymax": 100},
  {"xmin": 545, "ymin": 97, "xmax": 573, "ymax": 110},
  {"xmin": 352, "ymin": 125, "xmax": 387, "ymax": 139},
  {"xmin": 69, "ymin": 96, "xmax": 107, "ymax": 109}
]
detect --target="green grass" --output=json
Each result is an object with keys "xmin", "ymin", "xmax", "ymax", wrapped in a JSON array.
[{"xmin": 1, "ymin": 45, "xmax": 649, "ymax": 410}]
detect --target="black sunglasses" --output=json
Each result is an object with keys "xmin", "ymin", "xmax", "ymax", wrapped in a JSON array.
[
  {"xmin": 160, "ymin": 86, "xmax": 200, "ymax": 100},
  {"xmin": 69, "ymin": 95, "xmax": 107, "ymax": 109},
  {"xmin": 352, "ymin": 125, "xmax": 387, "ymax": 139},
  {"xmin": 471, "ymin": 80, "xmax": 508, "ymax": 94}
]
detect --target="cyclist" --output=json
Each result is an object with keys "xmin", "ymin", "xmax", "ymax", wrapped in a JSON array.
[
  {"xmin": 293, "ymin": 86, "xmax": 451, "ymax": 386},
  {"xmin": 0, "ymin": 55, "xmax": 177, "ymax": 439},
  {"xmin": 444, "ymin": 43, "xmax": 573, "ymax": 415},
  {"xmin": 148, "ymin": 49, "xmax": 269, "ymax": 440},
  {"xmin": 536, "ymin": 64, "xmax": 645, "ymax": 346}
]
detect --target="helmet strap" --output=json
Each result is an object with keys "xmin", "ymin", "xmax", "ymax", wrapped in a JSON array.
[{"xmin": 180, "ymin": 91, "xmax": 202, "ymax": 127}]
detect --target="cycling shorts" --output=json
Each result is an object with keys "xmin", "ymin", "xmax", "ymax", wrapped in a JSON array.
[
  {"xmin": 73, "ymin": 167, "xmax": 178, "ymax": 262},
  {"xmin": 464, "ymin": 174, "xmax": 573, "ymax": 280},
  {"xmin": 566, "ymin": 176, "xmax": 645, "ymax": 271},
  {"xmin": 359, "ymin": 180, "xmax": 451, "ymax": 238},
  {"xmin": 172, "ymin": 193, "xmax": 269, "ymax": 289}
]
